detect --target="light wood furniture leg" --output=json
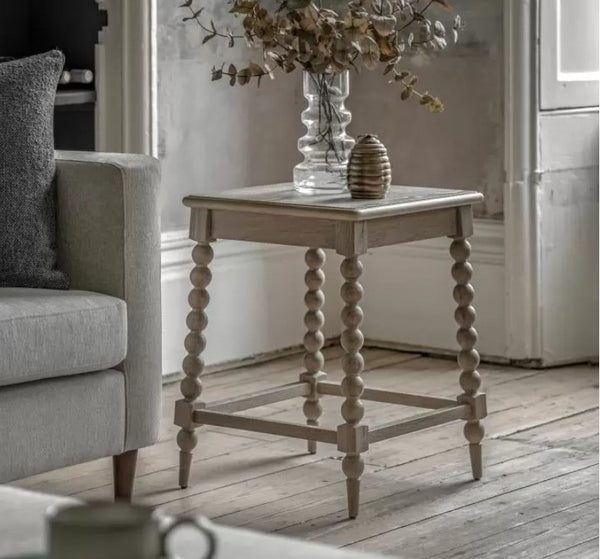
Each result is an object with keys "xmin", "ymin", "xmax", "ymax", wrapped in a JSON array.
[
  {"xmin": 338, "ymin": 255, "xmax": 368, "ymax": 519},
  {"xmin": 451, "ymin": 237, "xmax": 486, "ymax": 480},
  {"xmin": 300, "ymin": 248, "xmax": 327, "ymax": 454},
  {"xmin": 113, "ymin": 449, "xmax": 138, "ymax": 502},
  {"xmin": 177, "ymin": 242, "xmax": 213, "ymax": 489}
]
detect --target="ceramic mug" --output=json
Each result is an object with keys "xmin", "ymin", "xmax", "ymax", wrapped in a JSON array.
[{"xmin": 46, "ymin": 502, "xmax": 216, "ymax": 559}]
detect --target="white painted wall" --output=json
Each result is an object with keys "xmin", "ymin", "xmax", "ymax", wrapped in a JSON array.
[
  {"xmin": 99, "ymin": 1, "xmax": 596, "ymax": 375},
  {"xmin": 162, "ymin": 239, "xmax": 310, "ymax": 374},
  {"xmin": 361, "ymin": 220, "xmax": 506, "ymax": 359},
  {"xmin": 350, "ymin": 0, "xmax": 505, "ymax": 218},
  {"xmin": 156, "ymin": 1, "xmax": 510, "ymax": 375},
  {"xmin": 160, "ymin": 221, "xmax": 505, "ymax": 376},
  {"xmin": 157, "ymin": 1, "xmax": 600, "ymax": 373},
  {"xmin": 157, "ymin": 2, "xmax": 307, "ymax": 375},
  {"xmin": 156, "ymin": 1, "xmax": 304, "ymax": 231},
  {"xmin": 157, "ymin": 0, "xmax": 505, "ymax": 229}
]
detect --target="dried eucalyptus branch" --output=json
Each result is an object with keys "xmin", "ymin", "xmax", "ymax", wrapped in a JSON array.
[{"xmin": 180, "ymin": 0, "xmax": 463, "ymax": 113}]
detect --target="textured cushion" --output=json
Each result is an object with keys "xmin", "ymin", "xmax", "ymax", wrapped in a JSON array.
[
  {"xmin": 0, "ymin": 50, "xmax": 69, "ymax": 289},
  {"xmin": 0, "ymin": 288, "xmax": 127, "ymax": 387}
]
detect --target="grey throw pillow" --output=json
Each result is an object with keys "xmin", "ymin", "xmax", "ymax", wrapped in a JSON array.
[{"xmin": 0, "ymin": 50, "xmax": 69, "ymax": 289}]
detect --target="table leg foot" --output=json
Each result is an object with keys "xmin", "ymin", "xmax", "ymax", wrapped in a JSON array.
[
  {"xmin": 178, "ymin": 448, "xmax": 193, "ymax": 489},
  {"xmin": 343, "ymin": 457, "xmax": 364, "ymax": 519},
  {"xmin": 468, "ymin": 440, "xmax": 483, "ymax": 480}
]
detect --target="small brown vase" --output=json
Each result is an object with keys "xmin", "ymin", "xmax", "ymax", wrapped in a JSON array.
[{"xmin": 347, "ymin": 134, "xmax": 391, "ymax": 200}]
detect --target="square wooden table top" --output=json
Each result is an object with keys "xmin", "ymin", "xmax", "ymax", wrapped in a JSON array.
[{"xmin": 184, "ymin": 184, "xmax": 484, "ymax": 222}]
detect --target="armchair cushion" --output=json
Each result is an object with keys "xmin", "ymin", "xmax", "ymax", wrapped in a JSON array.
[
  {"xmin": 0, "ymin": 288, "xmax": 126, "ymax": 387},
  {"xmin": 0, "ymin": 51, "xmax": 69, "ymax": 289}
]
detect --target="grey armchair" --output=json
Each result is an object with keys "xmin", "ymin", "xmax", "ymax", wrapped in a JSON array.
[{"xmin": 0, "ymin": 151, "xmax": 162, "ymax": 500}]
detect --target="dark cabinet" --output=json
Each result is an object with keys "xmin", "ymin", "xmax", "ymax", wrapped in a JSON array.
[{"xmin": 0, "ymin": 0, "xmax": 105, "ymax": 150}]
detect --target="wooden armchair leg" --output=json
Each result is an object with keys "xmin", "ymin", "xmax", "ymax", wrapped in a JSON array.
[{"xmin": 113, "ymin": 449, "xmax": 138, "ymax": 502}]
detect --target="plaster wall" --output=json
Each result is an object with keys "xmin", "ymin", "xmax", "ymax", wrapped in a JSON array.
[
  {"xmin": 157, "ymin": 0, "xmax": 304, "ymax": 230},
  {"xmin": 349, "ymin": 0, "xmax": 504, "ymax": 218},
  {"xmin": 156, "ymin": 0, "xmax": 509, "ymax": 374},
  {"xmin": 157, "ymin": 0, "xmax": 505, "ymax": 230}
]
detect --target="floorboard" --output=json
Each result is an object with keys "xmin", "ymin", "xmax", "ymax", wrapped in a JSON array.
[{"xmin": 13, "ymin": 348, "xmax": 599, "ymax": 558}]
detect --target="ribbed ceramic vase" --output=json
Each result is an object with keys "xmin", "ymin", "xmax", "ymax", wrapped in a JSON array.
[{"xmin": 293, "ymin": 71, "xmax": 355, "ymax": 194}]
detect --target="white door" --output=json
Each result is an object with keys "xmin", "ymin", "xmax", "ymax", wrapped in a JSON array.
[{"xmin": 540, "ymin": 0, "xmax": 599, "ymax": 110}]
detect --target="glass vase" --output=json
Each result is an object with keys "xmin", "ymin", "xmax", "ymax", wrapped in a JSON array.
[{"xmin": 293, "ymin": 71, "xmax": 354, "ymax": 194}]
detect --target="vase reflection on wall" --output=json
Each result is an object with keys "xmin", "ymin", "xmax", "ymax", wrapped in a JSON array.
[{"xmin": 293, "ymin": 70, "xmax": 354, "ymax": 194}]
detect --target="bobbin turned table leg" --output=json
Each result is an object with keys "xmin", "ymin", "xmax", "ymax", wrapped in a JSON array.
[
  {"xmin": 338, "ymin": 256, "xmax": 368, "ymax": 519},
  {"xmin": 300, "ymin": 248, "xmax": 327, "ymax": 454},
  {"xmin": 450, "ymin": 238, "xmax": 487, "ymax": 480},
  {"xmin": 176, "ymin": 242, "xmax": 213, "ymax": 489}
]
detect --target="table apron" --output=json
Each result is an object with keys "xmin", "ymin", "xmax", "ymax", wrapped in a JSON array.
[{"xmin": 191, "ymin": 207, "xmax": 469, "ymax": 253}]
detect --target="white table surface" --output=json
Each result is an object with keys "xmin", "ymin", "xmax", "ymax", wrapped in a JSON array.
[{"xmin": 0, "ymin": 486, "xmax": 393, "ymax": 559}]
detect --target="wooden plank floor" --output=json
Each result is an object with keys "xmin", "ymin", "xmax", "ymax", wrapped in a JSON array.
[{"xmin": 15, "ymin": 348, "xmax": 599, "ymax": 558}]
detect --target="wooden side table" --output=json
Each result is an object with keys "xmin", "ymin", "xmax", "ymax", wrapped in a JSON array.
[{"xmin": 174, "ymin": 184, "xmax": 487, "ymax": 519}]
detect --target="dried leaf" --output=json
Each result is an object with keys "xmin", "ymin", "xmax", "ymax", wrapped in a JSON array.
[
  {"xmin": 230, "ymin": 1, "xmax": 257, "ymax": 14},
  {"xmin": 428, "ymin": 97, "xmax": 444, "ymax": 112},
  {"xmin": 180, "ymin": 0, "xmax": 461, "ymax": 114},
  {"xmin": 371, "ymin": 14, "xmax": 396, "ymax": 37},
  {"xmin": 248, "ymin": 62, "xmax": 264, "ymax": 76},
  {"xmin": 434, "ymin": 20, "xmax": 446, "ymax": 37},
  {"xmin": 359, "ymin": 36, "xmax": 380, "ymax": 71},
  {"xmin": 237, "ymin": 68, "xmax": 250, "ymax": 85}
]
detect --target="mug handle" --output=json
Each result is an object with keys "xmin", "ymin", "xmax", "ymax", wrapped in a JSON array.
[{"xmin": 161, "ymin": 516, "xmax": 217, "ymax": 559}]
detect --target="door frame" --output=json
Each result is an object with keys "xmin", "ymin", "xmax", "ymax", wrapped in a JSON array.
[
  {"xmin": 95, "ymin": 0, "xmax": 157, "ymax": 156},
  {"xmin": 503, "ymin": 0, "xmax": 543, "ymax": 363}
]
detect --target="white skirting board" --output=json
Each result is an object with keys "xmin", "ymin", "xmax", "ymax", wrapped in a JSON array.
[
  {"xmin": 161, "ymin": 219, "xmax": 506, "ymax": 377},
  {"xmin": 162, "ymin": 233, "xmax": 311, "ymax": 376},
  {"xmin": 358, "ymin": 219, "xmax": 506, "ymax": 360}
]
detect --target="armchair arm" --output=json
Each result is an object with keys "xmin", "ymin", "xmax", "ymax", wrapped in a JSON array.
[{"xmin": 55, "ymin": 151, "xmax": 161, "ymax": 451}]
